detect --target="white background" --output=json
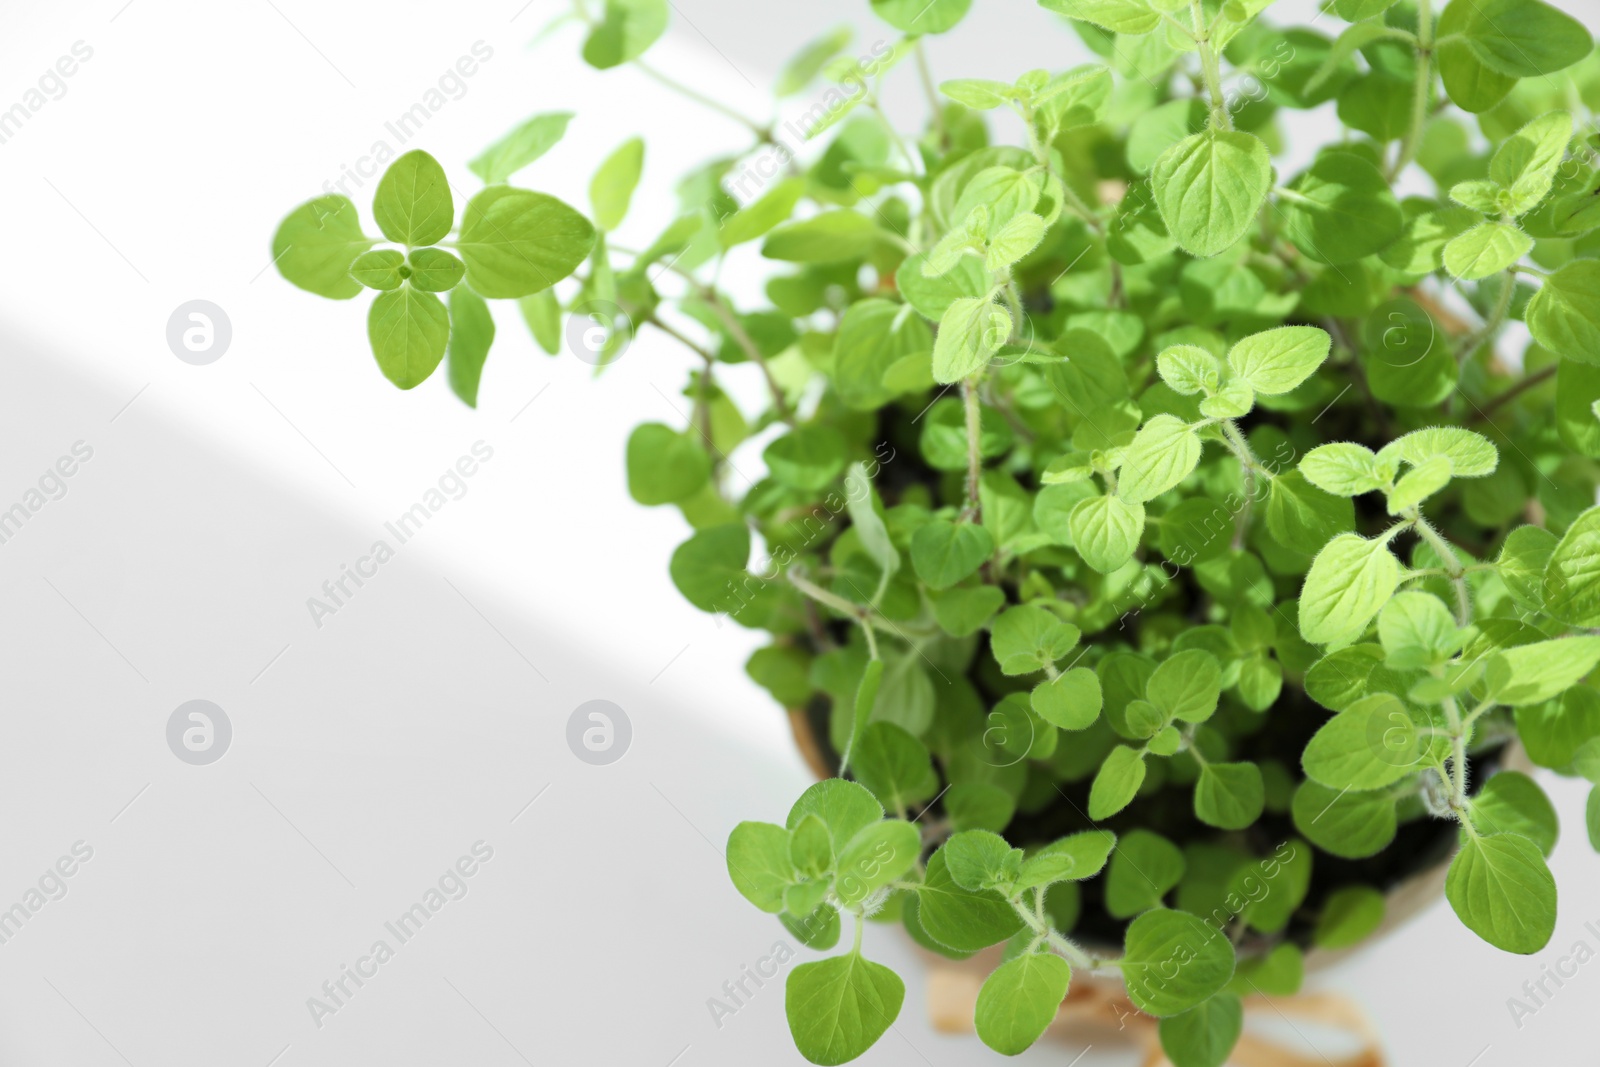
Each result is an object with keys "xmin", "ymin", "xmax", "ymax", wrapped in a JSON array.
[{"xmin": 0, "ymin": 1, "xmax": 1597, "ymax": 1064}]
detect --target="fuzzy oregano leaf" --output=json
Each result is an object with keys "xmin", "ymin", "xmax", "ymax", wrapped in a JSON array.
[
  {"xmin": 975, "ymin": 953, "xmax": 1071, "ymax": 1056},
  {"xmin": 1119, "ymin": 415, "xmax": 1202, "ymax": 504},
  {"xmin": 786, "ymin": 953, "xmax": 905, "ymax": 1065},
  {"xmin": 1120, "ymin": 909, "xmax": 1236, "ymax": 1017},
  {"xmin": 1151, "ymin": 129, "xmax": 1273, "ymax": 258},
  {"xmin": 1227, "ymin": 326, "xmax": 1332, "ymax": 396},
  {"xmin": 1545, "ymin": 506, "xmax": 1600, "ymax": 626},
  {"xmin": 368, "ymin": 287, "xmax": 449, "ymax": 389},
  {"xmin": 1527, "ymin": 260, "xmax": 1600, "ymax": 365},
  {"xmin": 583, "ymin": 0, "xmax": 669, "ymax": 69},
  {"xmin": 1159, "ymin": 994, "xmax": 1244, "ymax": 1067},
  {"xmin": 873, "ymin": 0, "xmax": 972, "ymax": 33},
  {"xmin": 1445, "ymin": 832, "xmax": 1557, "ymax": 954},
  {"xmin": 1090, "ymin": 745, "xmax": 1148, "ymax": 819},
  {"xmin": 727, "ymin": 821, "xmax": 795, "ymax": 913},
  {"xmin": 1298, "ymin": 533, "xmax": 1401, "ymax": 646},
  {"xmin": 932, "ymin": 297, "xmax": 1010, "ymax": 383},
  {"xmin": 1069, "ymin": 494, "xmax": 1145, "ymax": 572},
  {"xmin": 917, "ymin": 847, "xmax": 1026, "ymax": 951}
]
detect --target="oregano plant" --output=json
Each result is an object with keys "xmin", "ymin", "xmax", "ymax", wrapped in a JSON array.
[{"xmin": 270, "ymin": 0, "xmax": 1600, "ymax": 1062}]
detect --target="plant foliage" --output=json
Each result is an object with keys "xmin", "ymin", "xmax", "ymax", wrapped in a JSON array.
[{"xmin": 271, "ymin": 0, "xmax": 1600, "ymax": 1060}]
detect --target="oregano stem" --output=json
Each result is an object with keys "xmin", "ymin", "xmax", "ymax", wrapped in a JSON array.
[
  {"xmin": 1458, "ymin": 271, "xmax": 1517, "ymax": 364},
  {"xmin": 633, "ymin": 60, "xmax": 771, "ymax": 139},
  {"xmin": 1406, "ymin": 510, "xmax": 1472, "ymax": 625},
  {"xmin": 1440, "ymin": 694, "xmax": 1471, "ymax": 825},
  {"xmin": 701, "ymin": 288, "xmax": 797, "ymax": 425},
  {"xmin": 913, "ymin": 40, "xmax": 948, "ymax": 149},
  {"xmin": 962, "ymin": 373, "xmax": 984, "ymax": 520},
  {"xmin": 1219, "ymin": 421, "xmax": 1264, "ymax": 549},
  {"xmin": 786, "ymin": 570, "xmax": 936, "ymax": 643},
  {"xmin": 1008, "ymin": 898, "xmax": 1101, "ymax": 970},
  {"xmin": 1470, "ymin": 363, "xmax": 1556, "ymax": 423},
  {"xmin": 1191, "ymin": 0, "xmax": 1233, "ymax": 131},
  {"xmin": 1388, "ymin": 0, "xmax": 1433, "ymax": 182}
]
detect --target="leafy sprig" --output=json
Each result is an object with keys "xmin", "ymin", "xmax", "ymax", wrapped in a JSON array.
[{"xmin": 269, "ymin": 0, "xmax": 1600, "ymax": 1061}]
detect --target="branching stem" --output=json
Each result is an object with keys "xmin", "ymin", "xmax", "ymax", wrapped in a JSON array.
[{"xmin": 701, "ymin": 288, "xmax": 797, "ymax": 425}]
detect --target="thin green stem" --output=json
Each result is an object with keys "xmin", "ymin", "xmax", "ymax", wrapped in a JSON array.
[
  {"xmin": 1220, "ymin": 420, "xmax": 1266, "ymax": 549},
  {"xmin": 1191, "ymin": 0, "xmax": 1233, "ymax": 131},
  {"xmin": 1057, "ymin": 177, "xmax": 1104, "ymax": 233},
  {"xmin": 1008, "ymin": 898, "xmax": 1102, "ymax": 970},
  {"xmin": 1439, "ymin": 694, "xmax": 1473, "ymax": 831},
  {"xmin": 962, "ymin": 374, "xmax": 984, "ymax": 520},
  {"xmin": 913, "ymin": 41, "xmax": 948, "ymax": 149},
  {"xmin": 700, "ymin": 288, "xmax": 797, "ymax": 425},
  {"xmin": 1462, "ymin": 697, "xmax": 1497, "ymax": 729},
  {"xmin": 1388, "ymin": 0, "xmax": 1433, "ymax": 181},
  {"xmin": 1469, "ymin": 363, "xmax": 1556, "ymax": 424},
  {"xmin": 786, "ymin": 570, "xmax": 937, "ymax": 643},
  {"xmin": 634, "ymin": 60, "xmax": 770, "ymax": 138},
  {"xmin": 1457, "ymin": 271, "xmax": 1517, "ymax": 365},
  {"xmin": 1406, "ymin": 511, "xmax": 1471, "ymax": 625}
]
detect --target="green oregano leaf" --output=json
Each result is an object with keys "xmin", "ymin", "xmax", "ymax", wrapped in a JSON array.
[
  {"xmin": 727, "ymin": 821, "xmax": 795, "ymax": 913},
  {"xmin": 1194, "ymin": 762, "xmax": 1265, "ymax": 830},
  {"xmin": 1528, "ymin": 260, "xmax": 1600, "ymax": 366},
  {"xmin": 1120, "ymin": 909, "xmax": 1236, "ymax": 1017},
  {"xmin": 975, "ymin": 953, "xmax": 1071, "ymax": 1056},
  {"xmin": 1445, "ymin": 832, "xmax": 1557, "ymax": 954},
  {"xmin": 785, "ymin": 952, "xmax": 905, "ymax": 1065},
  {"xmin": 1151, "ymin": 129, "xmax": 1274, "ymax": 258},
  {"xmin": 469, "ymin": 111, "xmax": 574, "ymax": 184},
  {"xmin": 1119, "ymin": 415, "xmax": 1202, "ymax": 504},
  {"xmin": 933, "ymin": 297, "xmax": 1010, "ymax": 383},
  {"xmin": 911, "ymin": 519, "xmax": 994, "ymax": 590},
  {"xmin": 1069, "ymin": 494, "xmax": 1145, "ymax": 572},
  {"xmin": 373, "ymin": 150, "xmax": 453, "ymax": 247},
  {"xmin": 1313, "ymin": 886, "xmax": 1386, "ymax": 949},
  {"xmin": 1299, "ymin": 533, "xmax": 1402, "ymax": 646},
  {"xmin": 446, "ymin": 285, "xmax": 495, "ymax": 407},
  {"xmin": 458, "ymin": 186, "xmax": 597, "ymax": 298},
  {"xmin": 1089, "ymin": 745, "xmax": 1148, "ymax": 819},
  {"xmin": 1158, "ymin": 994, "xmax": 1244, "ymax": 1067},
  {"xmin": 367, "ymin": 286, "xmax": 449, "ymax": 390},
  {"xmin": 273, "ymin": 196, "xmax": 374, "ymax": 299}
]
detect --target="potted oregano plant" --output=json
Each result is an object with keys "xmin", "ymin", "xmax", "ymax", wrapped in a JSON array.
[{"xmin": 270, "ymin": 0, "xmax": 1600, "ymax": 1061}]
